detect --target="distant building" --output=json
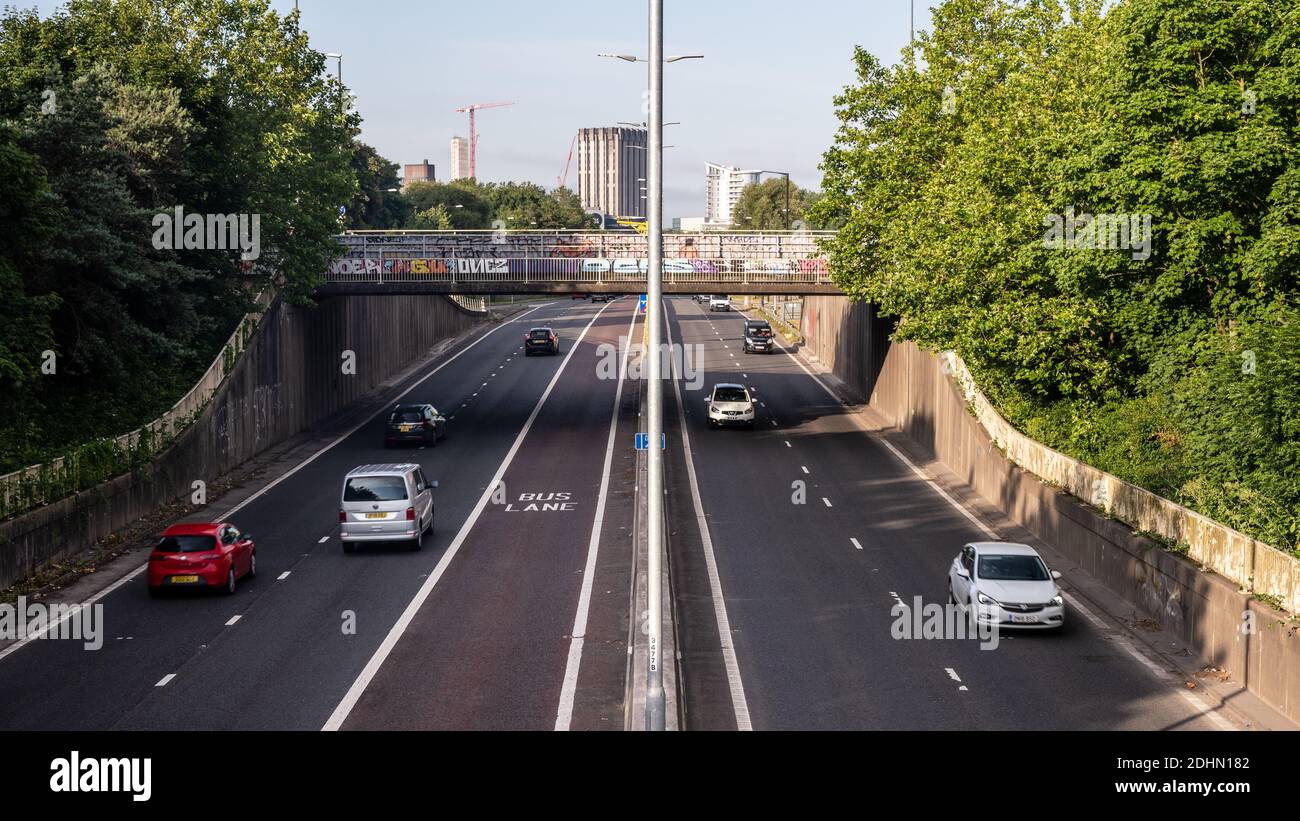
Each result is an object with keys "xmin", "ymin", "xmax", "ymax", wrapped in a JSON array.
[
  {"xmin": 677, "ymin": 216, "xmax": 709, "ymax": 232},
  {"xmin": 576, "ymin": 126, "xmax": 647, "ymax": 219},
  {"xmin": 401, "ymin": 159, "xmax": 435, "ymax": 192},
  {"xmin": 450, "ymin": 137, "xmax": 471, "ymax": 181},
  {"xmin": 705, "ymin": 162, "xmax": 761, "ymax": 227}
]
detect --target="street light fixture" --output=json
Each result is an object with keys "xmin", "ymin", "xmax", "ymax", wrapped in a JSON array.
[
  {"xmin": 599, "ymin": 24, "xmax": 702, "ymax": 734},
  {"xmin": 325, "ymin": 52, "xmax": 342, "ymax": 84}
]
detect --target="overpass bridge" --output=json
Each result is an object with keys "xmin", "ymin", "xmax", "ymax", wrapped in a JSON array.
[{"xmin": 318, "ymin": 230, "xmax": 842, "ymax": 296}]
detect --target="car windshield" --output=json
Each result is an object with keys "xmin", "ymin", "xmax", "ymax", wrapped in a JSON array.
[
  {"xmin": 391, "ymin": 410, "xmax": 423, "ymax": 423},
  {"xmin": 529, "ymin": 330, "xmax": 551, "ymax": 340},
  {"xmin": 747, "ymin": 325, "xmax": 771, "ymax": 336},
  {"xmin": 712, "ymin": 295, "xmax": 727, "ymax": 300},
  {"xmin": 714, "ymin": 388, "xmax": 748, "ymax": 403},
  {"xmin": 157, "ymin": 534, "xmax": 216, "ymax": 553},
  {"xmin": 344, "ymin": 476, "xmax": 408, "ymax": 502},
  {"xmin": 978, "ymin": 554, "xmax": 1049, "ymax": 581}
]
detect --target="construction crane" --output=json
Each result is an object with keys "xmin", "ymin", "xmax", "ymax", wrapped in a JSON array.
[
  {"xmin": 454, "ymin": 101, "xmax": 514, "ymax": 179},
  {"xmin": 556, "ymin": 135, "xmax": 576, "ymax": 189}
]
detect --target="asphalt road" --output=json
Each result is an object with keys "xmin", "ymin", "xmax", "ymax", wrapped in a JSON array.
[
  {"xmin": 662, "ymin": 297, "xmax": 1231, "ymax": 731},
  {"xmin": 0, "ymin": 298, "xmax": 641, "ymax": 731}
]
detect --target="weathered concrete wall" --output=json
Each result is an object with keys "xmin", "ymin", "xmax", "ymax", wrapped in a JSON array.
[
  {"xmin": 802, "ymin": 294, "xmax": 1300, "ymax": 724},
  {"xmin": 0, "ymin": 295, "xmax": 483, "ymax": 589}
]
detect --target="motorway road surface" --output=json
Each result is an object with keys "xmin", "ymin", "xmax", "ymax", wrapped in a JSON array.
[{"xmin": 0, "ymin": 295, "xmax": 1241, "ymax": 731}]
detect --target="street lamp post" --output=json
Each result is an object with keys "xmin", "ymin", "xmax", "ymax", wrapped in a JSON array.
[
  {"xmin": 599, "ymin": 13, "xmax": 701, "ymax": 734},
  {"xmin": 326, "ymin": 52, "xmax": 342, "ymax": 84}
]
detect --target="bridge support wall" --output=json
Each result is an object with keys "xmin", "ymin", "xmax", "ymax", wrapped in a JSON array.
[
  {"xmin": 0, "ymin": 295, "xmax": 482, "ymax": 590},
  {"xmin": 802, "ymin": 294, "xmax": 1300, "ymax": 725}
]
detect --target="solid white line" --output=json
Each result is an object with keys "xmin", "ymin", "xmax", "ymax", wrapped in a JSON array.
[
  {"xmin": 324, "ymin": 302, "xmax": 616, "ymax": 731},
  {"xmin": 851, "ymin": 538, "xmax": 864, "ymax": 551},
  {"xmin": 0, "ymin": 302, "xmax": 551, "ymax": 667},
  {"xmin": 225, "ymin": 615, "xmax": 242, "ymax": 626},
  {"xmin": 156, "ymin": 674, "xmax": 176, "ymax": 687},
  {"xmin": 277, "ymin": 571, "xmax": 291, "ymax": 581},
  {"xmin": 664, "ymin": 300, "xmax": 752, "ymax": 730},
  {"xmin": 554, "ymin": 308, "xmax": 638, "ymax": 731}
]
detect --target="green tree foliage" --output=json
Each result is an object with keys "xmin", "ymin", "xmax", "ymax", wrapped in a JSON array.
[
  {"xmin": 0, "ymin": 0, "xmax": 376, "ymax": 475},
  {"xmin": 347, "ymin": 141, "xmax": 409, "ymax": 230},
  {"xmin": 402, "ymin": 179, "xmax": 495, "ymax": 229},
  {"xmin": 400, "ymin": 179, "xmax": 592, "ymax": 230},
  {"xmin": 814, "ymin": 0, "xmax": 1300, "ymax": 551},
  {"xmin": 732, "ymin": 177, "xmax": 824, "ymax": 230}
]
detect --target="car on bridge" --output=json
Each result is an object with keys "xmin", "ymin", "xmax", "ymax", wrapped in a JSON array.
[
  {"xmin": 384, "ymin": 403, "xmax": 446, "ymax": 448},
  {"xmin": 949, "ymin": 542, "xmax": 1065, "ymax": 629},
  {"xmin": 709, "ymin": 295, "xmax": 731, "ymax": 312},
  {"xmin": 525, "ymin": 327, "xmax": 560, "ymax": 356},
  {"xmin": 743, "ymin": 320, "xmax": 775, "ymax": 354},
  {"xmin": 706, "ymin": 383, "xmax": 755, "ymax": 429},
  {"xmin": 147, "ymin": 523, "xmax": 256, "ymax": 596},
  {"xmin": 339, "ymin": 464, "xmax": 437, "ymax": 553}
]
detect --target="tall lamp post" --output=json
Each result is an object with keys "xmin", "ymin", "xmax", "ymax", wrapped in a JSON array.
[
  {"xmin": 325, "ymin": 52, "xmax": 342, "ymax": 84},
  {"xmin": 599, "ymin": 20, "xmax": 702, "ymax": 733}
]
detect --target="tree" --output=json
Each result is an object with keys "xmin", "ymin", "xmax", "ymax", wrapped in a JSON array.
[
  {"xmin": 402, "ymin": 179, "xmax": 494, "ymax": 229},
  {"xmin": 732, "ymin": 177, "xmax": 822, "ymax": 230},
  {"xmin": 347, "ymin": 141, "xmax": 408, "ymax": 230}
]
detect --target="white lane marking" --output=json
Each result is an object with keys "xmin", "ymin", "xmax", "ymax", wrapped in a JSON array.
[
  {"xmin": 769, "ymin": 420, "xmax": 777, "ymax": 427},
  {"xmin": 765, "ymin": 311, "xmax": 1238, "ymax": 731},
  {"xmin": 664, "ymin": 300, "xmax": 752, "ymax": 730},
  {"xmin": 801, "ymin": 466, "xmax": 809, "ymax": 474},
  {"xmin": 889, "ymin": 591, "xmax": 905, "ymax": 608},
  {"xmin": 226, "ymin": 615, "xmax": 242, "ymax": 626},
  {"xmin": 277, "ymin": 572, "xmax": 291, "ymax": 581},
  {"xmin": 156, "ymin": 674, "xmax": 176, "ymax": 688},
  {"xmin": 318, "ymin": 536, "xmax": 330, "ymax": 543},
  {"xmin": 555, "ymin": 307, "xmax": 639, "ymax": 731},
  {"xmin": 851, "ymin": 538, "xmax": 864, "ymax": 551},
  {"xmin": 325, "ymin": 302, "xmax": 617, "ymax": 731},
  {"xmin": 784, "ymin": 441, "xmax": 791, "ymax": 448},
  {"xmin": 945, "ymin": 668, "xmax": 968, "ymax": 691},
  {"xmin": 0, "ymin": 303, "xmax": 553, "ymax": 667},
  {"xmin": 742, "ymin": 373, "xmax": 748, "ymax": 378},
  {"xmin": 822, "ymin": 497, "xmax": 833, "ymax": 508}
]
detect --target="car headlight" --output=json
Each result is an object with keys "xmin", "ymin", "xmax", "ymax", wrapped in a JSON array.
[
  {"xmin": 1050, "ymin": 594, "xmax": 1064, "ymax": 607},
  {"xmin": 976, "ymin": 591, "xmax": 999, "ymax": 606}
]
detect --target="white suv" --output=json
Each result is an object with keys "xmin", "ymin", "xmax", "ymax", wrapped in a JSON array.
[
  {"xmin": 708, "ymin": 295, "xmax": 731, "ymax": 312},
  {"xmin": 706, "ymin": 383, "xmax": 755, "ymax": 429}
]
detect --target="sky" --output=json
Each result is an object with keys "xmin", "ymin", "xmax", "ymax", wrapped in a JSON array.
[{"xmin": 19, "ymin": 0, "xmax": 932, "ymax": 219}]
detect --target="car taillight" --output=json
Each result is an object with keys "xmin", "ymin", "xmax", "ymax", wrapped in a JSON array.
[
  {"xmin": 406, "ymin": 507, "xmax": 416, "ymax": 521},
  {"xmin": 339, "ymin": 510, "xmax": 347, "ymax": 522}
]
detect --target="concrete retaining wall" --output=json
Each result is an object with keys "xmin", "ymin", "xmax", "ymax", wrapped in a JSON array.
[
  {"xmin": 802, "ymin": 294, "xmax": 1300, "ymax": 724},
  {"xmin": 0, "ymin": 295, "xmax": 482, "ymax": 590}
]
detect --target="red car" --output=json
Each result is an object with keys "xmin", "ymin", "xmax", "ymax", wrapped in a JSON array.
[{"xmin": 148, "ymin": 523, "xmax": 256, "ymax": 596}]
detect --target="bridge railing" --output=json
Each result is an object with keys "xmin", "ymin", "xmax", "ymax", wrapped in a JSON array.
[
  {"xmin": 323, "ymin": 256, "xmax": 832, "ymax": 286},
  {"xmin": 335, "ymin": 230, "xmax": 834, "ymax": 261}
]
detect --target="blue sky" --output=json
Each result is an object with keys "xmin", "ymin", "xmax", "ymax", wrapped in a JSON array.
[{"xmin": 20, "ymin": 0, "xmax": 932, "ymax": 218}]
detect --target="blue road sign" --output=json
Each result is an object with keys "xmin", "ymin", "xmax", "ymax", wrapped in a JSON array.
[
  {"xmin": 635, "ymin": 433, "xmax": 666, "ymax": 451},
  {"xmin": 638, "ymin": 294, "xmax": 647, "ymax": 315}
]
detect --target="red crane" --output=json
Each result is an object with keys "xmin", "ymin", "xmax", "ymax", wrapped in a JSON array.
[
  {"xmin": 454, "ymin": 101, "xmax": 514, "ymax": 179},
  {"xmin": 557, "ymin": 135, "xmax": 576, "ymax": 189}
]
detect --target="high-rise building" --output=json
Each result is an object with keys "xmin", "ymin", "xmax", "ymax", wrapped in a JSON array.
[
  {"xmin": 450, "ymin": 137, "xmax": 471, "ymax": 181},
  {"xmin": 704, "ymin": 162, "xmax": 761, "ymax": 227},
  {"xmin": 401, "ymin": 159, "xmax": 435, "ymax": 192},
  {"xmin": 576, "ymin": 126, "xmax": 647, "ymax": 219}
]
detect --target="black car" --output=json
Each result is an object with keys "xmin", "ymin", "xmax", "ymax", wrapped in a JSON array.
[
  {"xmin": 591, "ymin": 293, "xmax": 609, "ymax": 303},
  {"xmin": 742, "ymin": 320, "xmax": 775, "ymax": 354},
  {"xmin": 525, "ymin": 327, "xmax": 560, "ymax": 356},
  {"xmin": 384, "ymin": 403, "xmax": 446, "ymax": 447}
]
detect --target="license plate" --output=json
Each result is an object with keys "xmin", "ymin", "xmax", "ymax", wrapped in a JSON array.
[
  {"xmin": 1009, "ymin": 613, "xmax": 1039, "ymax": 624},
  {"xmin": 399, "ymin": 424, "xmax": 413, "ymax": 432},
  {"xmin": 170, "ymin": 575, "xmax": 199, "ymax": 584},
  {"xmin": 365, "ymin": 512, "xmax": 387, "ymax": 519}
]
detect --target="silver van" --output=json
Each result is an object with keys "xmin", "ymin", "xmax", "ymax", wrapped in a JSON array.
[{"xmin": 338, "ymin": 463, "xmax": 437, "ymax": 553}]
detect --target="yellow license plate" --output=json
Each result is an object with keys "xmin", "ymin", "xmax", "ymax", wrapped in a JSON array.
[
  {"xmin": 399, "ymin": 424, "xmax": 414, "ymax": 432},
  {"xmin": 365, "ymin": 512, "xmax": 387, "ymax": 519},
  {"xmin": 170, "ymin": 575, "xmax": 199, "ymax": 584}
]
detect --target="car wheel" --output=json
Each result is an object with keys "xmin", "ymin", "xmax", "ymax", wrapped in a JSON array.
[
  {"xmin": 223, "ymin": 566, "xmax": 237, "ymax": 596},
  {"xmin": 247, "ymin": 550, "xmax": 257, "ymax": 579},
  {"xmin": 412, "ymin": 524, "xmax": 424, "ymax": 551},
  {"xmin": 426, "ymin": 430, "xmax": 437, "ymax": 448}
]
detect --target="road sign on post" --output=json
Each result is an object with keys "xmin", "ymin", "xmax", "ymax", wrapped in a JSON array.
[
  {"xmin": 638, "ymin": 294, "xmax": 647, "ymax": 315},
  {"xmin": 635, "ymin": 433, "xmax": 666, "ymax": 450}
]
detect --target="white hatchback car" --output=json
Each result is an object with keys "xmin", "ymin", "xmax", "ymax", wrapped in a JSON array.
[
  {"xmin": 708, "ymin": 295, "xmax": 731, "ymax": 311},
  {"xmin": 948, "ymin": 542, "xmax": 1064, "ymax": 629},
  {"xmin": 706, "ymin": 383, "xmax": 755, "ymax": 429}
]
